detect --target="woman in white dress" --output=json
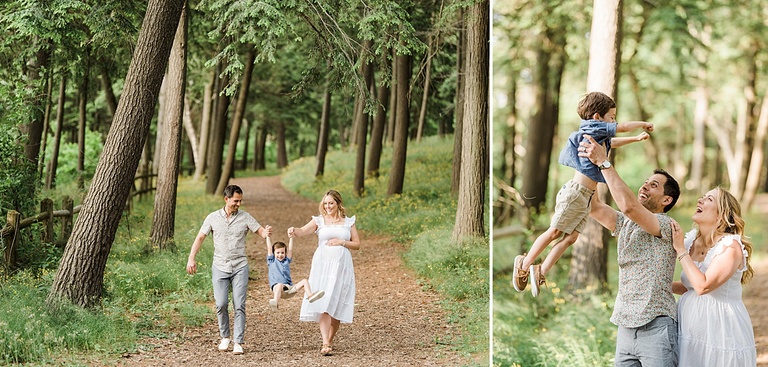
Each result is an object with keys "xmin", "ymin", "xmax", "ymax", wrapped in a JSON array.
[
  {"xmin": 671, "ymin": 187, "xmax": 756, "ymax": 367},
  {"xmin": 288, "ymin": 190, "xmax": 360, "ymax": 356}
]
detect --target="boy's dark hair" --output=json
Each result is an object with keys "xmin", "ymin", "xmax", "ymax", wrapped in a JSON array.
[
  {"xmin": 223, "ymin": 185, "xmax": 243, "ymax": 198},
  {"xmin": 578, "ymin": 92, "xmax": 616, "ymax": 120},
  {"xmin": 654, "ymin": 169, "xmax": 680, "ymax": 213},
  {"xmin": 272, "ymin": 241, "xmax": 287, "ymax": 252}
]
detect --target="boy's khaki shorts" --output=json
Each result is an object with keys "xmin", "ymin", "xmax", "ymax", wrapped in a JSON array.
[{"xmin": 550, "ymin": 180, "xmax": 594, "ymax": 234}]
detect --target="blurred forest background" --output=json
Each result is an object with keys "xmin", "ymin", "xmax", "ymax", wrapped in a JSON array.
[{"xmin": 492, "ymin": 0, "xmax": 768, "ymax": 366}]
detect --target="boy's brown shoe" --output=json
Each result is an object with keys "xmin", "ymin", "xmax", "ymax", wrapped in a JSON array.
[
  {"xmin": 530, "ymin": 264, "xmax": 546, "ymax": 297},
  {"xmin": 512, "ymin": 255, "xmax": 528, "ymax": 292}
]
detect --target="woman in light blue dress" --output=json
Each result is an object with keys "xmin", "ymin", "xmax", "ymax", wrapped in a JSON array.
[
  {"xmin": 288, "ymin": 190, "xmax": 360, "ymax": 356},
  {"xmin": 671, "ymin": 187, "xmax": 756, "ymax": 366}
]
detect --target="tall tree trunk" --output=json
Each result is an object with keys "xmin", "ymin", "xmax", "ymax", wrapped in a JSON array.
[
  {"xmin": 276, "ymin": 122, "xmax": 288, "ymax": 168},
  {"xmin": 451, "ymin": 8, "xmax": 466, "ymax": 194},
  {"xmin": 46, "ymin": 75, "xmax": 66, "ymax": 190},
  {"xmin": 354, "ymin": 40, "xmax": 374, "ymax": 196},
  {"xmin": 216, "ymin": 49, "xmax": 256, "ymax": 195},
  {"xmin": 153, "ymin": 74, "xmax": 168, "ymax": 173},
  {"xmin": 47, "ymin": 0, "xmax": 184, "ymax": 308},
  {"xmin": 253, "ymin": 124, "xmax": 267, "ymax": 170},
  {"xmin": 182, "ymin": 95, "xmax": 198, "ymax": 168},
  {"xmin": 367, "ymin": 72, "xmax": 389, "ymax": 178},
  {"xmin": 451, "ymin": 0, "xmax": 488, "ymax": 243},
  {"xmin": 519, "ymin": 40, "xmax": 554, "ymax": 210},
  {"xmin": 150, "ymin": 1, "xmax": 187, "ymax": 251},
  {"xmin": 39, "ymin": 74, "xmax": 54, "ymax": 178},
  {"xmin": 99, "ymin": 60, "xmax": 118, "ymax": 118},
  {"xmin": 568, "ymin": 0, "xmax": 623, "ymax": 292},
  {"xmin": 22, "ymin": 37, "xmax": 50, "ymax": 178},
  {"xmin": 387, "ymin": 52, "xmax": 412, "ymax": 196},
  {"xmin": 206, "ymin": 71, "xmax": 229, "ymax": 195},
  {"xmin": 240, "ymin": 119, "xmax": 250, "ymax": 169},
  {"xmin": 417, "ymin": 33, "xmax": 434, "ymax": 142},
  {"xmin": 315, "ymin": 70, "xmax": 332, "ymax": 177},
  {"xmin": 742, "ymin": 94, "xmax": 768, "ymax": 210},
  {"xmin": 77, "ymin": 51, "xmax": 90, "ymax": 190},
  {"xmin": 386, "ymin": 52, "xmax": 398, "ymax": 144},
  {"xmin": 193, "ymin": 78, "xmax": 213, "ymax": 181}
]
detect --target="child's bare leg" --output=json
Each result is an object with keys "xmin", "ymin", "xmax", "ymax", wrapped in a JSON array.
[
  {"xmin": 293, "ymin": 279, "xmax": 312, "ymax": 296},
  {"xmin": 540, "ymin": 231, "xmax": 579, "ymax": 276},
  {"xmin": 272, "ymin": 283, "xmax": 284, "ymax": 302},
  {"xmin": 523, "ymin": 227, "xmax": 563, "ymax": 269}
]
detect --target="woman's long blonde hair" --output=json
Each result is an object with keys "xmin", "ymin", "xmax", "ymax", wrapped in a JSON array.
[
  {"xmin": 318, "ymin": 190, "xmax": 347, "ymax": 219},
  {"xmin": 698, "ymin": 187, "xmax": 754, "ymax": 284}
]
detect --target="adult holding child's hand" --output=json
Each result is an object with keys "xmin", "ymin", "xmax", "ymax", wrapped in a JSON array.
[{"xmin": 288, "ymin": 189, "xmax": 360, "ymax": 356}]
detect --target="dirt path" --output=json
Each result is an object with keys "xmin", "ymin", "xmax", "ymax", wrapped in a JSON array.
[{"xmin": 120, "ymin": 176, "xmax": 473, "ymax": 366}]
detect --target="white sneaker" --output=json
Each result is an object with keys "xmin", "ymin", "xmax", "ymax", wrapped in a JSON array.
[
  {"xmin": 308, "ymin": 290, "xmax": 325, "ymax": 303},
  {"xmin": 269, "ymin": 299, "xmax": 278, "ymax": 311},
  {"xmin": 218, "ymin": 338, "xmax": 230, "ymax": 351},
  {"xmin": 233, "ymin": 343, "xmax": 243, "ymax": 355}
]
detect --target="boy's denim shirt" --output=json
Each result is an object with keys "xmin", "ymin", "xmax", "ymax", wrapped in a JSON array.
[{"xmin": 558, "ymin": 119, "xmax": 617, "ymax": 183}]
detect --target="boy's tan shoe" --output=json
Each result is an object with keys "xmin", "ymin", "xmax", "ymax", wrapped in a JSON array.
[{"xmin": 512, "ymin": 255, "xmax": 528, "ymax": 292}]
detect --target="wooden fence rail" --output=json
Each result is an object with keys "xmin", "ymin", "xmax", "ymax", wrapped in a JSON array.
[{"xmin": 0, "ymin": 174, "xmax": 156, "ymax": 269}]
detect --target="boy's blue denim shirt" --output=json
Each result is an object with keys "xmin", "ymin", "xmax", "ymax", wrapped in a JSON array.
[{"xmin": 558, "ymin": 120, "xmax": 617, "ymax": 183}]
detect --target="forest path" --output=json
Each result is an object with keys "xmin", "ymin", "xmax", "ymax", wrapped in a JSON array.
[{"xmin": 121, "ymin": 175, "xmax": 472, "ymax": 366}]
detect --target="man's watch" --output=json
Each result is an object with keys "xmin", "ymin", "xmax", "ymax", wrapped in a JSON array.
[{"xmin": 598, "ymin": 160, "xmax": 612, "ymax": 170}]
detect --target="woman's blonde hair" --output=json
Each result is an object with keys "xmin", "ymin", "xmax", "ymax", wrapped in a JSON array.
[
  {"xmin": 700, "ymin": 187, "xmax": 754, "ymax": 284},
  {"xmin": 318, "ymin": 190, "xmax": 346, "ymax": 218}
]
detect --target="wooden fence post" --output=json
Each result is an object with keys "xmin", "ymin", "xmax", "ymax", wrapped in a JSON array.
[
  {"xmin": 41, "ymin": 198, "xmax": 54, "ymax": 243},
  {"xmin": 4, "ymin": 210, "xmax": 20, "ymax": 270},
  {"xmin": 62, "ymin": 196, "xmax": 73, "ymax": 242}
]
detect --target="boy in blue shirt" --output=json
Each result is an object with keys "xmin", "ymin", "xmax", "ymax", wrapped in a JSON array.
[
  {"xmin": 513, "ymin": 91, "xmax": 654, "ymax": 297},
  {"xmin": 267, "ymin": 236, "xmax": 324, "ymax": 310}
]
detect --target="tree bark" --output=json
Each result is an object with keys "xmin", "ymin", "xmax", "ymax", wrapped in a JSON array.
[
  {"xmin": 568, "ymin": 0, "xmax": 623, "ymax": 292},
  {"xmin": 22, "ymin": 37, "xmax": 50, "ymax": 177},
  {"xmin": 46, "ymin": 75, "xmax": 66, "ymax": 190},
  {"xmin": 367, "ymin": 71, "xmax": 389, "ymax": 178},
  {"xmin": 47, "ymin": 0, "xmax": 185, "ymax": 308},
  {"xmin": 315, "ymin": 70, "xmax": 332, "ymax": 177},
  {"xmin": 206, "ymin": 71, "xmax": 230, "ymax": 194},
  {"xmin": 193, "ymin": 78, "xmax": 213, "ymax": 181},
  {"xmin": 387, "ymin": 51, "xmax": 412, "ymax": 196},
  {"xmin": 276, "ymin": 121, "xmax": 288, "ymax": 168},
  {"xmin": 417, "ymin": 33, "xmax": 434, "ymax": 142},
  {"xmin": 354, "ymin": 39, "xmax": 374, "ymax": 196},
  {"xmin": 39, "ymin": 74, "xmax": 54, "ymax": 179},
  {"xmin": 451, "ymin": 8, "xmax": 465, "ymax": 194},
  {"xmin": 182, "ymin": 95, "xmax": 198, "ymax": 169},
  {"xmin": 151, "ymin": 1, "xmax": 187, "ymax": 251},
  {"xmin": 451, "ymin": 0, "xmax": 488, "ymax": 243},
  {"xmin": 253, "ymin": 124, "xmax": 267, "ymax": 170},
  {"xmin": 77, "ymin": 51, "xmax": 89, "ymax": 190},
  {"xmin": 99, "ymin": 59, "xmax": 119, "ymax": 118},
  {"xmin": 386, "ymin": 52, "xmax": 397, "ymax": 144},
  {"xmin": 216, "ymin": 48, "xmax": 256, "ymax": 194}
]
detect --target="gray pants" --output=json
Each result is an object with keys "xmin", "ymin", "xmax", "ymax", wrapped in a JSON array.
[
  {"xmin": 212, "ymin": 264, "xmax": 249, "ymax": 344},
  {"xmin": 615, "ymin": 316, "xmax": 678, "ymax": 367}
]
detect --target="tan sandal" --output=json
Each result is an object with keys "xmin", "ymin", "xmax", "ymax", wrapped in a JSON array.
[{"xmin": 320, "ymin": 344, "xmax": 332, "ymax": 356}]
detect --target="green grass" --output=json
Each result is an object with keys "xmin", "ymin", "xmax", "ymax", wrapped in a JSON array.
[
  {"xmin": 282, "ymin": 135, "xmax": 490, "ymax": 362},
  {"xmin": 492, "ymin": 199, "xmax": 768, "ymax": 367}
]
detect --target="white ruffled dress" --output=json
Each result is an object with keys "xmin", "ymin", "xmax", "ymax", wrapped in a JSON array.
[
  {"xmin": 677, "ymin": 230, "xmax": 757, "ymax": 367},
  {"xmin": 299, "ymin": 215, "xmax": 356, "ymax": 323}
]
